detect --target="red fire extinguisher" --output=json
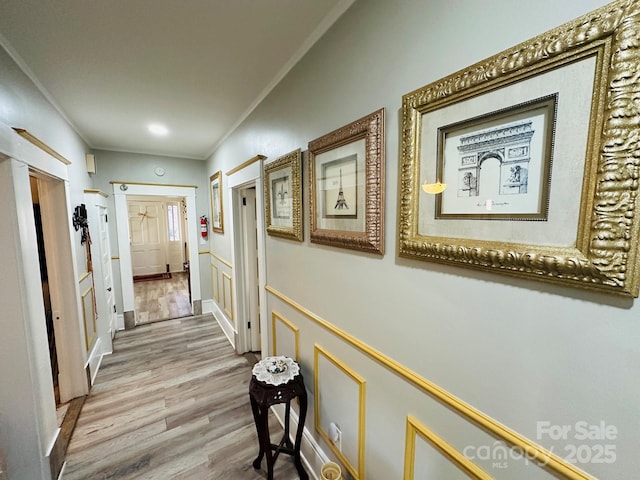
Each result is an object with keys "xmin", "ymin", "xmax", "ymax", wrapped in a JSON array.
[{"xmin": 200, "ymin": 216, "xmax": 208, "ymax": 239}]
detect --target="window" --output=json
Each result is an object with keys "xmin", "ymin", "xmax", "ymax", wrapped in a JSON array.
[{"xmin": 167, "ymin": 204, "xmax": 181, "ymax": 242}]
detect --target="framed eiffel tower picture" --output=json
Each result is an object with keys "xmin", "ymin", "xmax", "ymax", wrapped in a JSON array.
[
  {"xmin": 321, "ymin": 154, "xmax": 357, "ymax": 220},
  {"xmin": 264, "ymin": 148, "xmax": 303, "ymax": 241},
  {"xmin": 308, "ymin": 108, "xmax": 385, "ymax": 254}
]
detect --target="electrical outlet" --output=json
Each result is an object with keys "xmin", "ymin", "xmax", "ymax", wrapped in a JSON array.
[{"xmin": 329, "ymin": 422, "xmax": 342, "ymax": 452}]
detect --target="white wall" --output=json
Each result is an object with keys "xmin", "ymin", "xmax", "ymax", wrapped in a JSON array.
[{"xmin": 207, "ymin": 1, "xmax": 638, "ymax": 479}]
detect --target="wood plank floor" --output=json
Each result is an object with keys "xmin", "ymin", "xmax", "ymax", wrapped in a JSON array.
[
  {"xmin": 134, "ymin": 272, "xmax": 192, "ymax": 325},
  {"xmin": 61, "ymin": 315, "xmax": 301, "ymax": 479}
]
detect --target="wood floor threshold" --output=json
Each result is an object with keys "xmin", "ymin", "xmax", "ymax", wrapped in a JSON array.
[{"xmin": 50, "ymin": 395, "xmax": 86, "ymax": 480}]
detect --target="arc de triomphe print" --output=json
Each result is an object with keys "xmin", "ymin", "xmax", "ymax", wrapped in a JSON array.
[{"xmin": 456, "ymin": 121, "xmax": 534, "ymax": 197}]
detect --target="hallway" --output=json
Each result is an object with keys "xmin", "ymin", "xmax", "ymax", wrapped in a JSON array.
[
  {"xmin": 134, "ymin": 272, "xmax": 192, "ymax": 325},
  {"xmin": 61, "ymin": 315, "xmax": 300, "ymax": 479}
]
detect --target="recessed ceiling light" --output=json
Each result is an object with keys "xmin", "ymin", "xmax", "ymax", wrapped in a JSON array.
[{"xmin": 148, "ymin": 123, "xmax": 169, "ymax": 136}]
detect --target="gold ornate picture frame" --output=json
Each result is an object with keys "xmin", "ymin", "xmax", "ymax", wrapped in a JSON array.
[
  {"xmin": 264, "ymin": 148, "xmax": 303, "ymax": 241},
  {"xmin": 399, "ymin": 0, "xmax": 640, "ymax": 296},
  {"xmin": 309, "ymin": 108, "xmax": 385, "ymax": 254},
  {"xmin": 209, "ymin": 170, "xmax": 223, "ymax": 233}
]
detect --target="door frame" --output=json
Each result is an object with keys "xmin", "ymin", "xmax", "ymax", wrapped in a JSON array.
[
  {"xmin": 237, "ymin": 186, "xmax": 261, "ymax": 351},
  {"xmin": 113, "ymin": 183, "xmax": 201, "ymax": 329},
  {"xmin": 227, "ymin": 161, "xmax": 268, "ymax": 354},
  {"xmin": 0, "ymin": 123, "xmax": 87, "ymax": 479}
]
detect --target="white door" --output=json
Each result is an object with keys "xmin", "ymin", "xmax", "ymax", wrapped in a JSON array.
[
  {"xmin": 128, "ymin": 201, "xmax": 165, "ymax": 276},
  {"xmin": 241, "ymin": 188, "xmax": 261, "ymax": 351},
  {"xmin": 98, "ymin": 206, "xmax": 116, "ymax": 336}
]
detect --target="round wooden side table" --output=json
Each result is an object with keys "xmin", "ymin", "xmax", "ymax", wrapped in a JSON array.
[{"xmin": 249, "ymin": 372, "xmax": 309, "ymax": 480}]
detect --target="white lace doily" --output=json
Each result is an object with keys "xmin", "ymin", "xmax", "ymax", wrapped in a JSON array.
[{"xmin": 252, "ymin": 356, "xmax": 300, "ymax": 385}]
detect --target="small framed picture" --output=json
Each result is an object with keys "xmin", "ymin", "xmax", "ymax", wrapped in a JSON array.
[
  {"xmin": 308, "ymin": 108, "xmax": 385, "ymax": 254},
  {"xmin": 264, "ymin": 149, "xmax": 303, "ymax": 241},
  {"xmin": 210, "ymin": 171, "xmax": 223, "ymax": 233}
]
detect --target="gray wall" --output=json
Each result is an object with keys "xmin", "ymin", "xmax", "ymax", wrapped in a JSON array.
[
  {"xmin": 0, "ymin": 46, "xmax": 93, "ymax": 273},
  {"xmin": 0, "ymin": 43, "xmax": 213, "ymax": 479},
  {"xmin": 0, "ymin": 44, "xmax": 92, "ymax": 480},
  {"xmin": 91, "ymin": 149, "xmax": 212, "ymax": 311},
  {"xmin": 207, "ymin": 0, "xmax": 638, "ymax": 478}
]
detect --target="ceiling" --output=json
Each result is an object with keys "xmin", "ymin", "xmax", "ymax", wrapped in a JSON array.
[{"xmin": 0, "ymin": 0, "xmax": 353, "ymax": 159}]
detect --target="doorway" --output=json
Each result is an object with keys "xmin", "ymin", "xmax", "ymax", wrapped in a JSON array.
[
  {"xmin": 128, "ymin": 195, "xmax": 191, "ymax": 324},
  {"xmin": 113, "ymin": 183, "xmax": 202, "ymax": 330},
  {"xmin": 238, "ymin": 187, "xmax": 261, "ymax": 352},
  {"xmin": 227, "ymin": 160, "xmax": 268, "ymax": 355},
  {"xmin": 1, "ymin": 128, "xmax": 89, "ymax": 479},
  {"xmin": 30, "ymin": 176, "xmax": 60, "ymax": 405},
  {"xmin": 25, "ymin": 169, "xmax": 89, "ymax": 405}
]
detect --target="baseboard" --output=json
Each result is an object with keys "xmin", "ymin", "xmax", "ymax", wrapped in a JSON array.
[
  {"xmin": 211, "ymin": 301, "xmax": 235, "ymax": 349},
  {"xmin": 201, "ymin": 298, "xmax": 214, "ymax": 314},
  {"xmin": 86, "ymin": 338, "xmax": 102, "ymax": 386},
  {"xmin": 92, "ymin": 350, "xmax": 111, "ymax": 385},
  {"xmin": 115, "ymin": 313, "xmax": 124, "ymax": 331}
]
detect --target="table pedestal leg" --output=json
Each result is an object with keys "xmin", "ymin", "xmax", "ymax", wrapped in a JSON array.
[
  {"xmin": 250, "ymin": 396, "xmax": 275, "ymax": 479},
  {"xmin": 294, "ymin": 393, "xmax": 309, "ymax": 480}
]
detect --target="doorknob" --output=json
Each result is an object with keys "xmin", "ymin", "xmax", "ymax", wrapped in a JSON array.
[{"xmin": 107, "ymin": 287, "xmax": 112, "ymax": 291}]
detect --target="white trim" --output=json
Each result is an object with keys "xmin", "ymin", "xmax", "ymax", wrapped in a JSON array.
[
  {"xmin": 255, "ymin": 176, "xmax": 269, "ymax": 355},
  {"xmin": 211, "ymin": 301, "xmax": 235, "ymax": 349},
  {"xmin": 86, "ymin": 337, "xmax": 102, "ymax": 385},
  {"xmin": 201, "ymin": 298, "xmax": 215, "ymax": 314},
  {"xmin": 57, "ymin": 462, "xmax": 67, "ymax": 480},
  {"xmin": 0, "ymin": 121, "xmax": 85, "ymax": 479},
  {"xmin": 226, "ymin": 160, "xmax": 268, "ymax": 354},
  {"xmin": 226, "ymin": 159, "xmax": 262, "ymax": 189},
  {"xmin": 115, "ymin": 313, "xmax": 124, "ymax": 331},
  {"xmin": 0, "ymin": 122, "xmax": 68, "ymax": 180},
  {"xmin": 112, "ymin": 183, "xmax": 201, "ymax": 323},
  {"xmin": 92, "ymin": 348, "xmax": 111, "ymax": 385},
  {"xmin": 45, "ymin": 427, "xmax": 61, "ymax": 457}
]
